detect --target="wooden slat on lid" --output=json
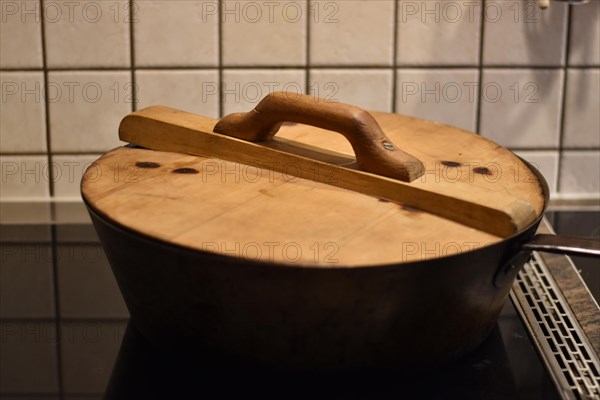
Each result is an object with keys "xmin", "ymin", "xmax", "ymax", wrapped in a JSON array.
[{"xmin": 118, "ymin": 105, "xmax": 542, "ymax": 237}]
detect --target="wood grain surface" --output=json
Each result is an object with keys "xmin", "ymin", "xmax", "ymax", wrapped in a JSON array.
[{"xmin": 83, "ymin": 109, "xmax": 546, "ymax": 266}]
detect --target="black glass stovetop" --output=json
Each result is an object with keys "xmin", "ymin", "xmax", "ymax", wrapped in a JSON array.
[{"xmin": 0, "ymin": 211, "xmax": 598, "ymax": 399}]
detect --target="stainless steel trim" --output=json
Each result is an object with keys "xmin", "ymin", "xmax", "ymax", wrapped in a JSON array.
[{"xmin": 510, "ymin": 252, "xmax": 600, "ymax": 400}]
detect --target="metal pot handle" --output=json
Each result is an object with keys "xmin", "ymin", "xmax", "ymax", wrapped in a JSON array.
[
  {"xmin": 494, "ymin": 233, "xmax": 599, "ymax": 288},
  {"xmin": 522, "ymin": 234, "xmax": 600, "ymax": 257},
  {"xmin": 213, "ymin": 91, "xmax": 424, "ymax": 182}
]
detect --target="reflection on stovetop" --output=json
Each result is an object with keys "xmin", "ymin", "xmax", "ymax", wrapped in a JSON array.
[
  {"xmin": 0, "ymin": 211, "xmax": 597, "ymax": 399},
  {"xmin": 107, "ymin": 305, "xmax": 560, "ymax": 400},
  {"xmin": 0, "ymin": 223, "xmax": 128, "ymax": 398}
]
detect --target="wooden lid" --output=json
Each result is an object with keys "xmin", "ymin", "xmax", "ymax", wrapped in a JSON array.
[{"xmin": 82, "ymin": 110, "xmax": 545, "ymax": 267}]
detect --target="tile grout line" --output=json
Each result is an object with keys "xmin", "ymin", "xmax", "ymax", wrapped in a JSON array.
[
  {"xmin": 305, "ymin": 0, "xmax": 310, "ymax": 95},
  {"xmin": 39, "ymin": 0, "xmax": 55, "ymax": 203},
  {"xmin": 3, "ymin": 65, "xmax": 594, "ymax": 72},
  {"xmin": 129, "ymin": 0, "xmax": 138, "ymax": 112},
  {"xmin": 40, "ymin": 5, "xmax": 61, "ymax": 393},
  {"xmin": 556, "ymin": 4, "xmax": 573, "ymax": 193},
  {"xmin": 391, "ymin": 0, "xmax": 399, "ymax": 113},
  {"xmin": 475, "ymin": 0, "xmax": 486, "ymax": 135},
  {"xmin": 218, "ymin": 0, "xmax": 224, "ymax": 118}
]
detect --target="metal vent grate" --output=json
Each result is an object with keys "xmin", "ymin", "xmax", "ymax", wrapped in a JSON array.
[{"xmin": 510, "ymin": 252, "xmax": 600, "ymax": 400}]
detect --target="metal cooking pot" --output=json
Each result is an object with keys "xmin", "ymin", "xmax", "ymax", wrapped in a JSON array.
[{"xmin": 82, "ymin": 93, "xmax": 599, "ymax": 372}]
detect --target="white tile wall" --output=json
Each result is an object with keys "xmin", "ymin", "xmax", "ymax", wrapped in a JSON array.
[
  {"xmin": 222, "ymin": 0, "xmax": 306, "ymax": 66},
  {"xmin": 44, "ymin": 0, "xmax": 130, "ymax": 68},
  {"xmin": 0, "ymin": 0, "xmax": 598, "ymax": 205},
  {"xmin": 1, "ymin": 71, "xmax": 47, "ymax": 153},
  {"xmin": 136, "ymin": 69, "xmax": 220, "ymax": 117},
  {"xmin": 396, "ymin": 69, "xmax": 479, "ymax": 131},
  {"xmin": 134, "ymin": 0, "xmax": 219, "ymax": 67},
  {"xmin": 559, "ymin": 151, "xmax": 600, "ymax": 196},
  {"xmin": 310, "ymin": 0, "xmax": 394, "ymax": 66},
  {"xmin": 397, "ymin": 0, "xmax": 481, "ymax": 66},
  {"xmin": 0, "ymin": 0, "xmax": 43, "ymax": 68},
  {"xmin": 479, "ymin": 69, "xmax": 564, "ymax": 148},
  {"xmin": 48, "ymin": 71, "xmax": 130, "ymax": 152},
  {"xmin": 569, "ymin": 0, "xmax": 600, "ymax": 66},
  {"xmin": 222, "ymin": 69, "xmax": 305, "ymax": 114},
  {"xmin": 309, "ymin": 69, "xmax": 393, "ymax": 111},
  {"xmin": 563, "ymin": 69, "xmax": 600, "ymax": 148},
  {"xmin": 0, "ymin": 155, "xmax": 50, "ymax": 200},
  {"xmin": 483, "ymin": 0, "xmax": 568, "ymax": 66}
]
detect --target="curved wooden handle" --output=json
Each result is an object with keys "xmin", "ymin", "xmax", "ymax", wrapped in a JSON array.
[{"xmin": 213, "ymin": 92, "xmax": 424, "ymax": 182}]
